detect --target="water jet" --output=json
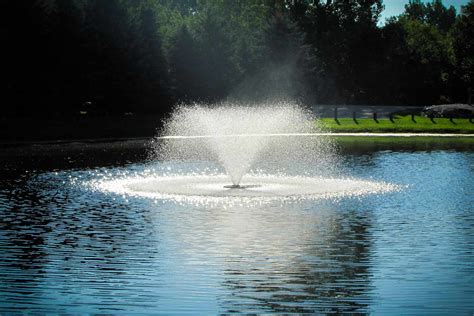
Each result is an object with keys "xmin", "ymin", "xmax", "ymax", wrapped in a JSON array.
[
  {"xmin": 152, "ymin": 102, "xmax": 337, "ymax": 189},
  {"xmin": 95, "ymin": 101, "xmax": 398, "ymax": 204}
]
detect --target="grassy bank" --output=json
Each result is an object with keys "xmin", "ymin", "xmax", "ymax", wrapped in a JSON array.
[{"xmin": 318, "ymin": 115, "xmax": 474, "ymax": 134}]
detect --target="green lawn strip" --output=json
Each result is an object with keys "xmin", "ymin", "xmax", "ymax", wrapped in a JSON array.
[{"xmin": 317, "ymin": 116, "xmax": 474, "ymax": 133}]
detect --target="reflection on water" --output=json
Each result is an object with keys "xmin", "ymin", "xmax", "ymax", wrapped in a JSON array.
[
  {"xmin": 212, "ymin": 206, "xmax": 374, "ymax": 313},
  {"xmin": 0, "ymin": 140, "xmax": 473, "ymax": 313}
]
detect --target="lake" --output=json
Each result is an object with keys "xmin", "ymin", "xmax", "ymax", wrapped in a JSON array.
[{"xmin": 0, "ymin": 138, "xmax": 473, "ymax": 314}]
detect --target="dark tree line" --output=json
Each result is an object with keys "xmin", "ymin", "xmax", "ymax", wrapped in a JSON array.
[{"xmin": 1, "ymin": 0, "xmax": 473, "ymax": 118}]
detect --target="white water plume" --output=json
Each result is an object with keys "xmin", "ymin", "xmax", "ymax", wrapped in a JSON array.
[{"xmin": 151, "ymin": 101, "xmax": 338, "ymax": 185}]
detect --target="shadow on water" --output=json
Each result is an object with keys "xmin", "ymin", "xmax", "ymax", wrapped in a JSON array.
[
  {"xmin": 0, "ymin": 189, "xmax": 50, "ymax": 298},
  {"xmin": 0, "ymin": 139, "xmax": 149, "ymax": 178},
  {"xmin": 1, "ymin": 137, "xmax": 472, "ymax": 179},
  {"xmin": 335, "ymin": 136, "xmax": 474, "ymax": 154},
  {"xmin": 0, "ymin": 179, "xmax": 52, "ymax": 310},
  {"xmin": 0, "ymin": 170, "xmax": 161, "ymax": 312}
]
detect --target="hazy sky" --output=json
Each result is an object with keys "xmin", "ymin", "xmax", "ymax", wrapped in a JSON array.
[{"xmin": 381, "ymin": 0, "xmax": 470, "ymax": 22}]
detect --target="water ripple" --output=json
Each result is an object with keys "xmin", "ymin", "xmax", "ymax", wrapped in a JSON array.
[{"xmin": 0, "ymin": 148, "xmax": 472, "ymax": 313}]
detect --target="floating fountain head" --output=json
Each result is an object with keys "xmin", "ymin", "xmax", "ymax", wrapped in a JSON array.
[{"xmin": 152, "ymin": 101, "xmax": 337, "ymax": 187}]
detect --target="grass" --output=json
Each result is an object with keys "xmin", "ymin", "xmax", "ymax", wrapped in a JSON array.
[{"xmin": 318, "ymin": 115, "xmax": 474, "ymax": 134}]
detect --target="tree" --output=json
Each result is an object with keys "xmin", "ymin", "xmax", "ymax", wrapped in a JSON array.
[
  {"xmin": 131, "ymin": 6, "xmax": 171, "ymax": 112},
  {"xmin": 404, "ymin": 0, "xmax": 456, "ymax": 32},
  {"xmin": 382, "ymin": 0, "xmax": 457, "ymax": 105},
  {"xmin": 404, "ymin": 0, "xmax": 426, "ymax": 21},
  {"xmin": 168, "ymin": 25, "xmax": 204, "ymax": 102},
  {"xmin": 80, "ymin": 0, "xmax": 133, "ymax": 113},
  {"xmin": 0, "ymin": 0, "xmax": 52, "ymax": 116},
  {"xmin": 48, "ymin": 0, "xmax": 84, "ymax": 114},
  {"xmin": 425, "ymin": 0, "xmax": 456, "ymax": 32},
  {"xmin": 287, "ymin": 0, "xmax": 385, "ymax": 104},
  {"xmin": 193, "ymin": 6, "xmax": 236, "ymax": 101},
  {"xmin": 1, "ymin": 0, "xmax": 471, "ymax": 118},
  {"xmin": 453, "ymin": 1, "xmax": 474, "ymax": 104}
]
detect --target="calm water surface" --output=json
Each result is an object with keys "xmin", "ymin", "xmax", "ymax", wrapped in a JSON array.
[{"xmin": 0, "ymin": 139, "xmax": 473, "ymax": 314}]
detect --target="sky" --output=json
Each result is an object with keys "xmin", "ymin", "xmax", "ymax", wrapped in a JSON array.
[{"xmin": 381, "ymin": 0, "xmax": 470, "ymax": 22}]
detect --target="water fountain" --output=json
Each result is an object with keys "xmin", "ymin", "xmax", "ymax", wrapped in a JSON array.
[{"xmin": 96, "ymin": 101, "xmax": 396, "ymax": 204}]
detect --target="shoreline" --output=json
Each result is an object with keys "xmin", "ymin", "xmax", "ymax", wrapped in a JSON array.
[{"xmin": 1, "ymin": 133, "xmax": 473, "ymax": 148}]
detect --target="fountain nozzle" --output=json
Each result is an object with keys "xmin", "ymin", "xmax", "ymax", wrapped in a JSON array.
[
  {"xmin": 223, "ymin": 184, "xmax": 261, "ymax": 189},
  {"xmin": 224, "ymin": 184, "xmax": 242, "ymax": 189}
]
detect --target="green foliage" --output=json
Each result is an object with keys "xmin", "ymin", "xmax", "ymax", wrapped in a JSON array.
[
  {"xmin": 404, "ymin": 0, "xmax": 456, "ymax": 32},
  {"xmin": 381, "ymin": 1, "xmax": 458, "ymax": 105},
  {"xmin": 287, "ymin": 0, "xmax": 385, "ymax": 103},
  {"xmin": 168, "ymin": 25, "xmax": 204, "ymax": 101},
  {"xmin": 453, "ymin": 1, "xmax": 474, "ymax": 92},
  {"xmin": 1, "ymin": 0, "xmax": 473, "ymax": 118}
]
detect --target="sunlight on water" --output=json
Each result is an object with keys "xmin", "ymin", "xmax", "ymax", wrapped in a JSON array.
[
  {"xmin": 91, "ymin": 172, "xmax": 400, "ymax": 206},
  {"xmin": 0, "ymin": 145, "xmax": 473, "ymax": 314}
]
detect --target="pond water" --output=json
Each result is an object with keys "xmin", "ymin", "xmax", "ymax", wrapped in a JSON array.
[{"xmin": 0, "ymin": 139, "xmax": 473, "ymax": 314}]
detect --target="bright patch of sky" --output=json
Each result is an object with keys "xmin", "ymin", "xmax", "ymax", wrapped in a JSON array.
[{"xmin": 380, "ymin": 0, "xmax": 470, "ymax": 23}]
